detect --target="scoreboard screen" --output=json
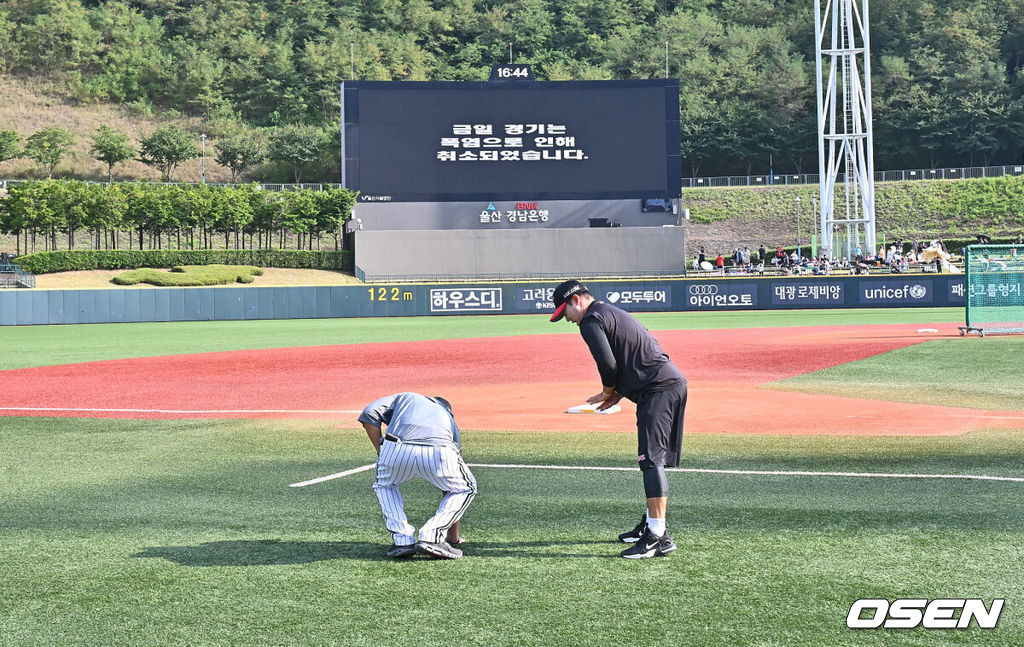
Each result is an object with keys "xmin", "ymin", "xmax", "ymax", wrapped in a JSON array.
[{"xmin": 342, "ymin": 79, "xmax": 680, "ymax": 203}]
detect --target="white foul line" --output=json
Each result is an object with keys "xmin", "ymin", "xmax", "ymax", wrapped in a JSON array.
[
  {"xmin": 289, "ymin": 461, "xmax": 1024, "ymax": 487},
  {"xmin": 0, "ymin": 407, "xmax": 363, "ymax": 414},
  {"xmin": 290, "ymin": 463, "xmax": 377, "ymax": 487},
  {"xmin": 469, "ymin": 463, "xmax": 1024, "ymax": 483}
]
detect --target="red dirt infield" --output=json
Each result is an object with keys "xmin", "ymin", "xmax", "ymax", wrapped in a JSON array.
[{"xmin": 2, "ymin": 323, "xmax": 1021, "ymax": 435}]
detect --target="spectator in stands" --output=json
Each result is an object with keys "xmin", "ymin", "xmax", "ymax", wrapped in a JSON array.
[
  {"xmin": 758, "ymin": 245, "xmax": 766, "ymax": 264},
  {"xmin": 776, "ymin": 245, "xmax": 785, "ymax": 261},
  {"xmin": 698, "ymin": 247, "xmax": 706, "ymax": 267},
  {"xmin": 715, "ymin": 253, "xmax": 724, "ymax": 272}
]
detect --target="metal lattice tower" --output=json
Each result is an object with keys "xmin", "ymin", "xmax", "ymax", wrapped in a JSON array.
[{"xmin": 814, "ymin": 0, "xmax": 876, "ymax": 258}]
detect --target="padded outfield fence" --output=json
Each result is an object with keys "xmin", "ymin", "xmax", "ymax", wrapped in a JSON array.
[
  {"xmin": 1, "ymin": 274, "xmax": 969, "ymax": 325},
  {"xmin": 960, "ymin": 244, "xmax": 1024, "ymax": 337}
]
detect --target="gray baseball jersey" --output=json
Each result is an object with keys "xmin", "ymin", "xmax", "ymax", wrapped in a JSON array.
[{"xmin": 360, "ymin": 393, "xmax": 476, "ymax": 546}]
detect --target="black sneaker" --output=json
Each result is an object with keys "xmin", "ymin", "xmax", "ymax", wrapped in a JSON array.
[
  {"xmin": 620, "ymin": 528, "xmax": 677, "ymax": 559},
  {"xmin": 415, "ymin": 540, "xmax": 463, "ymax": 560},
  {"xmin": 386, "ymin": 543, "xmax": 416, "ymax": 559},
  {"xmin": 618, "ymin": 516, "xmax": 648, "ymax": 543}
]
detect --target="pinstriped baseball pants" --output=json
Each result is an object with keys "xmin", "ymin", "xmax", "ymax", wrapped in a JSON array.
[{"xmin": 373, "ymin": 440, "xmax": 477, "ymax": 545}]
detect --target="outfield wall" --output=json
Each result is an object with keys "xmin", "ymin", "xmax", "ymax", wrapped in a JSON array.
[{"xmin": 0, "ymin": 275, "xmax": 967, "ymax": 325}]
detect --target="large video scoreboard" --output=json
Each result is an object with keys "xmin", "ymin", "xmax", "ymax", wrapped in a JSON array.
[{"xmin": 341, "ymin": 79, "xmax": 681, "ymax": 204}]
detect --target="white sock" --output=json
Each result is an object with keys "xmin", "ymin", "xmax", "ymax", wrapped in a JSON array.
[{"xmin": 646, "ymin": 515, "xmax": 666, "ymax": 537}]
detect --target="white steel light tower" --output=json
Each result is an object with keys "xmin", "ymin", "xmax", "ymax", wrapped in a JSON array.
[{"xmin": 814, "ymin": 0, "xmax": 876, "ymax": 258}]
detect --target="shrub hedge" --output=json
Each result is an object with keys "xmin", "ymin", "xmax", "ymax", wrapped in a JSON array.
[
  {"xmin": 113, "ymin": 265, "xmax": 264, "ymax": 286},
  {"xmin": 15, "ymin": 249, "xmax": 353, "ymax": 274}
]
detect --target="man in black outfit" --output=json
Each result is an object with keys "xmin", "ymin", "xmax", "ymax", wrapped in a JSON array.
[{"xmin": 549, "ymin": 280, "xmax": 688, "ymax": 559}]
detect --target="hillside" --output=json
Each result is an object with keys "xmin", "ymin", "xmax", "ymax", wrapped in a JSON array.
[
  {"xmin": 0, "ymin": 1, "xmax": 1022, "ymax": 176},
  {"xmin": 0, "ymin": 76, "xmax": 233, "ymax": 183},
  {"xmin": 682, "ymin": 178, "xmax": 1024, "ymax": 256}
]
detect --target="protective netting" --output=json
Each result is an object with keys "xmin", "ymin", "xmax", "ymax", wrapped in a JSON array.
[{"xmin": 962, "ymin": 244, "xmax": 1024, "ymax": 336}]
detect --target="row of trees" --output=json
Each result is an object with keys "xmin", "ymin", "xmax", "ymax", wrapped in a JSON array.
[
  {"xmin": 1, "ymin": 1, "xmax": 1023, "ymax": 176},
  {"xmin": 0, "ymin": 124, "xmax": 334, "ymax": 183},
  {"xmin": 0, "ymin": 181, "xmax": 355, "ymax": 255}
]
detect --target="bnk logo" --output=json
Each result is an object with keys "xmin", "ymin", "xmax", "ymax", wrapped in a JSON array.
[{"xmin": 847, "ymin": 598, "xmax": 1004, "ymax": 629}]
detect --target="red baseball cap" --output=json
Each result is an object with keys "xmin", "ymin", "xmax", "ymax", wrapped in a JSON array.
[{"xmin": 549, "ymin": 280, "xmax": 587, "ymax": 322}]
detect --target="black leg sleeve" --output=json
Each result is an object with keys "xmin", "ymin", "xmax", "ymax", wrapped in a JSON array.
[{"xmin": 642, "ymin": 465, "xmax": 669, "ymax": 498}]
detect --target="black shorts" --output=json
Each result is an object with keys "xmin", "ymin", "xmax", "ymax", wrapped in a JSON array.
[{"xmin": 635, "ymin": 380, "xmax": 687, "ymax": 469}]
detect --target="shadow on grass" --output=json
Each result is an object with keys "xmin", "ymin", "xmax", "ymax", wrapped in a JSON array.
[
  {"xmin": 133, "ymin": 540, "xmax": 382, "ymax": 565},
  {"xmin": 133, "ymin": 538, "xmax": 617, "ymax": 565}
]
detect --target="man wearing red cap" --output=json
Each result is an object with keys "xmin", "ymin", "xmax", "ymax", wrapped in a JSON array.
[{"xmin": 549, "ymin": 279, "xmax": 688, "ymax": 558}]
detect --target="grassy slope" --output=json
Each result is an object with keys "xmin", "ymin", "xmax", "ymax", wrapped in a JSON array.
[
  {"xmin": 1, "ymin": 418, "xmax": 1021, "ymax": 647},
  {"xmin": 0, "ymin": 76, "xmax": 231, "ymax": 183},
  {"xmin": 0, "ymin": 308, "xmax": 962, "ymax": 371}
]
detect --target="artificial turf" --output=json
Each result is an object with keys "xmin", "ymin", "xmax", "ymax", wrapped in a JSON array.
[
  {"xmin": 1, "ymin": 417, "xmax": 1021, "ymax": 646},
  {"xmin": 776, "ymin": 335, "xmax": 1024, "ymax": 410},
  {"xmin": 0, "ymin": 307, "xmax": 962, "ymax": 371}
]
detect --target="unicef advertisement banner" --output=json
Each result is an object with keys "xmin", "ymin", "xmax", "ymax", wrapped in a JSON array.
[{"xmin": 856, "ymin": 279, "xmax": 933, "ymax": 306}]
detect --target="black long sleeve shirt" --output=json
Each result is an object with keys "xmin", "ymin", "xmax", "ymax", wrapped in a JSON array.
[{"xmin": 578, "ymin": 301, "xmax": 684, "ymax": 401}]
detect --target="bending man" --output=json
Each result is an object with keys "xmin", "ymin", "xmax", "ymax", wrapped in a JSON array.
[
  {"xmin": 550, "ymin": 280, "xmax": 688, "ymax": 559},
  {"xmin": 360, "ymin": 393, "xmax": 477, "ymax": 560}
]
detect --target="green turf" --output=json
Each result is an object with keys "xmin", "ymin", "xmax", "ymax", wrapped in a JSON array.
[
  {"xmin": 774, "ymin": 336, "xmax": 1024, "ymax": 410},
  {"xmin": 1, "ymin": 417, "xmax": 1021, "ymax": 646},
  {"xmin": 0, "ymin": 307, "xmax": 961, "ymax": 371}
]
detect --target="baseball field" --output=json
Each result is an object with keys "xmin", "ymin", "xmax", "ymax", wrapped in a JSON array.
[{"xmin": 2, "ymin": 307, "xmax": 1022, "ymax": 646}]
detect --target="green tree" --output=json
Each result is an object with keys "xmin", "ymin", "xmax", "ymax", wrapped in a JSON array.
[
  {"xmin": 209, "ymin": 186, "xmax": 254, "ymax": 249},
  {"xmin": 0, "ymin": 129, "xmax": 21, "ymax": 163},
  {"xmin": 0, "ymin": 9, "xmax": 17, "ymax": 74},
  {"xmin": 87, "ymin": 2, "xmax": 166, "ymax": 103},
  {"xmin": 82, "ymin": 183, "xmax": 128, "ymax": 249},
  {"xmin": 15, "ymin": 0, "xmax": 99, "ymax": 76},
  {"xmin": 24, "ymin": 127, "xmax": 75, "ymax": 178},
  {"xmin": 48, "ymin": 180, "xmax": 91, "ymax": 250},
  {"xmin": 90, "ymin": 125, "xmax": 136, "ymax": 182},
  {"xmin": 139, "ymin": 125, "xmax": 199, "ymax": 182},
  {"xmin": 279, "ymin": 189, "xmax": 318, "ymax": 248},
  {"xmin": 267, "ymin": 124, "xmax": 328, "ymax": 183},
  {"xmin": 214, "ymin": 132, "xmax": 266, "ymax": 183},
  {"xmin": 125, "ymin": 183, "xmax": 176, "ymax": 248},
  {"xmin": 953, "ymin": 90, "xmax": 1013, "ymax": 166},
  {"xmin": 314, "ymin": 186, "xmax": 356, "ymax": 250}
]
